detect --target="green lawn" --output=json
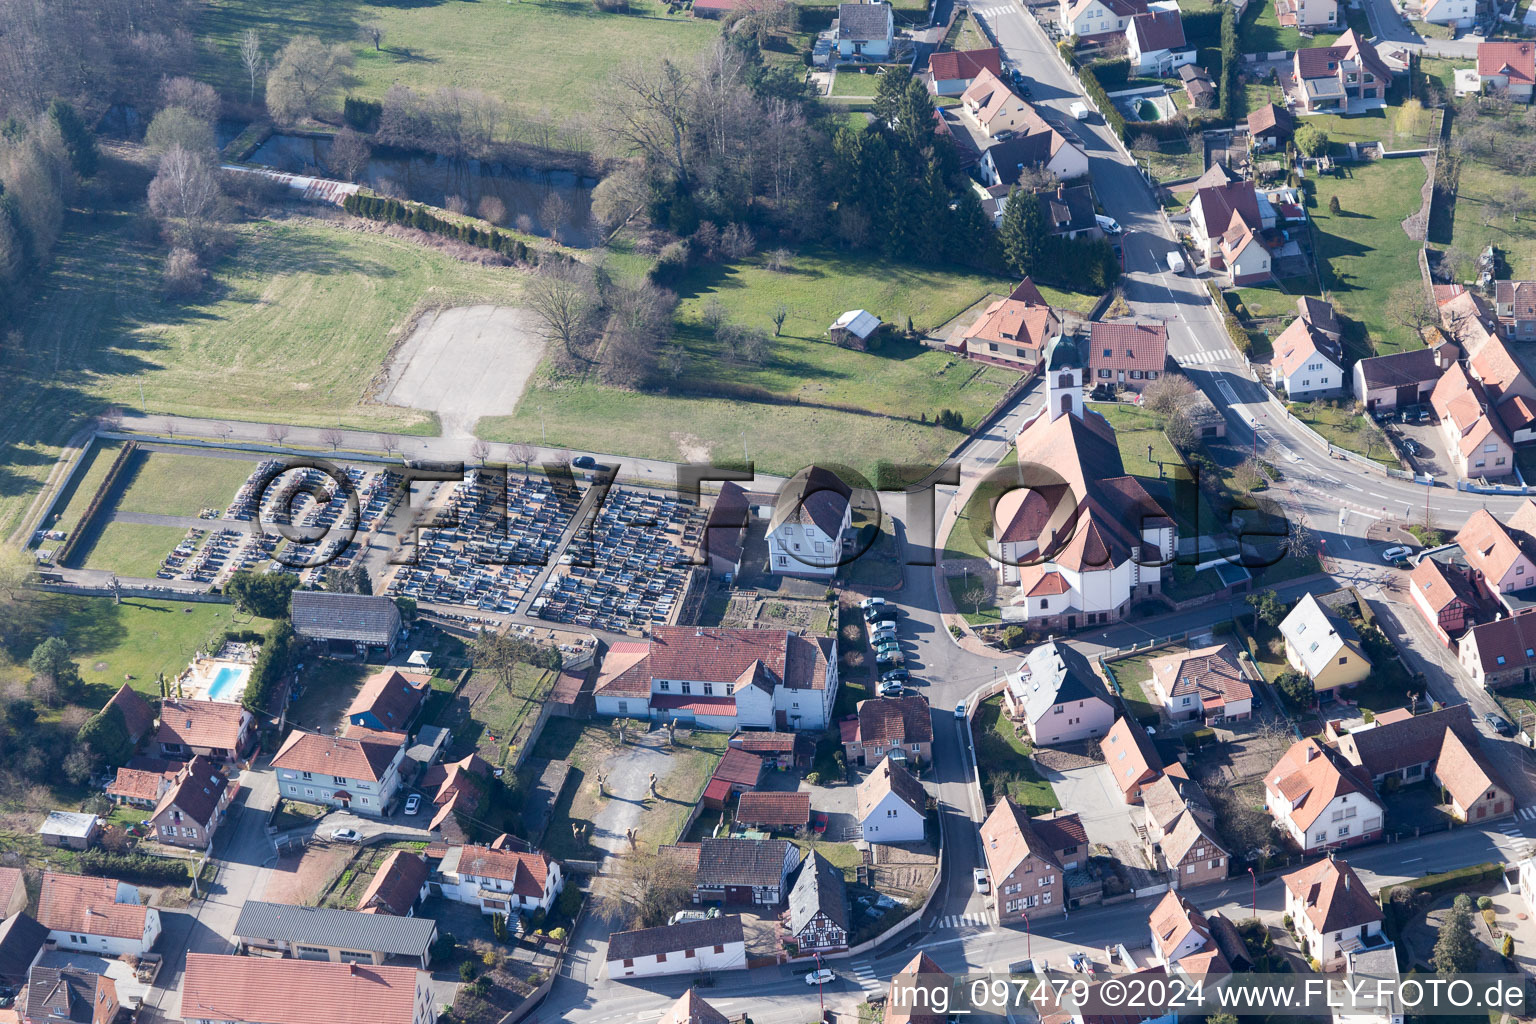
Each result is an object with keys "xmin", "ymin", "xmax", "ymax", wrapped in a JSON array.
[
  {"xmin": 1240, "ymin": 0, "xmax": 1343, "ymax": 57},
  {"xmin": 1307, "ymin": 157, "xmax": 1431, "ymax": 355},
  {"xmin": 1088, "ymin": 402, "xmax": 1217, "ymax": 537},
  {"xmin": 1300, "ymin": 103, "xmax": 1441, "ymax": 156},
  {"xmin": 481, "ymin": 249, "xmax": 1018, "ymax": 477},
  {"xmin": 1103, "ymin": 648, "xmax": 1176, "ymax": 723},
  {"xmin": 43, "ymin": 440, "xmax": 124, "ymax": 538},
  {"xmin": 1415, "ymin": 57, "xmax": 1461, "ymax": 102},
  {"xmin": 791, "ymin": 839, "xmax": 865, "ymax": 879},
  {"xmin": 1, "ymin": 213, "xmax": 524, "ymax": 541},
  {"xmin": 950, "ymin": 12, "xmax": 992, "ymax": 50},
  {"xmin": 76, "ymin": 522, "xmax": 191, "ymax": 577},
  {"xmin": 830, "ymin": 70, "xmax": 884, "ymax": 97},
  {"xmin": 1232, "ymin": 277, "xmax": 1323, "ymax": 321},
  {"xmin": 1289, "ymin": 402, "xmax": 1397, "ymax": 464},
  {"xmin": 0, "ymin": 593, "xmax": 273, "ymax": 702},
  {"xmin": 972, "ymin": 696, "xmax": 1060, "ymax": 814},
  {"xmin": 948, "ymin": 573, "xmax": 1001, "ymax": 625},
  {"xmin": 1449, "ymin": 157, "xmax": 1536, "ymax": 281},
  {"xmin": 113, "ymin": 451, "xmax": 259, "ymax": 518},
  {"xmin": 197, "ymin": 0, "xmax": 719, "ymax": 128}
]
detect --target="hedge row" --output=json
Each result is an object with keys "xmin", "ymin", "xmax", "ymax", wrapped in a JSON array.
[
  {"xmin": 341, "ymin": 193, "xmax": 536, "ymax": 263},
  {"xmin": 1378, "ymin": 861, "xmax": 1503, "ymax": 903},
  {"xmin": 1205, "ymin": 279, "xmax": 1252, "ymax": 355},
  {"xmin": 1077, "ymin": 64, "xmax": 1128, "ymax": 143},
  {"xmin": 79, "ymin": 850, "xmax": 190, "ymax": 886},
  {"xmin": 242, "ymin": 619, "xmax": 295, "ymax": 715}
]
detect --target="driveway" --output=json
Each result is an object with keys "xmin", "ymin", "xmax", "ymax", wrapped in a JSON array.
[{"xmin": 1040, "ymin": 763, "xmax": 1140, "ymax": 845}]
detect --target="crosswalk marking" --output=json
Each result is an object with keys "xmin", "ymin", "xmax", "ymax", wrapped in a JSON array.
[
  {"xmin": 973, "ymin": 4, "xmax": 1016, "ymax": 17},
  {"xmin": 935, "ymin": 911, "xmax": 997, "ymax": 929},
  {"xmin": 851, "ymin": 961, "xmax": 879, "ymax": 989},
  {"xmin": 1175, "ymin": 348, "xmax": 1237, "ymax": 366},
  {"xmin": 1520, "ymin": 806, "xmax": 1536, "ymax": 821}
]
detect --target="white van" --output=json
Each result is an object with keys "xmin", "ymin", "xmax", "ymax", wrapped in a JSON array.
[
  {"xmin": 1071, "ymin": 101, "xmax": 1091, "ymax": 120},
  {"xmin": 1166, "ymin": 250, "xmax": 1186, "ymax": 273}
]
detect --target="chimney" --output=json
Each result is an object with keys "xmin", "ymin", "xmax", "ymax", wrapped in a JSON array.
[
  {"xmin": 349, "ymin": 962, "xmax": 359, "ymax": 976},
  {"xmin": 1305, "ymin": 745, "xmax": 1318, "ymax": 762},
  {"xmin": 1344, "ymin": 870, "xmax": 1350, "ymax": 891},
  {"xmin": 1057, "ymin": 183, "xmax": 1065, "ymax": 200}
]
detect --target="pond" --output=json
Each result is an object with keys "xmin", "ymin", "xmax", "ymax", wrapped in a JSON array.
[{"xmin": 245, "ymin": 133, "xmax": 599, "ymax": 248}]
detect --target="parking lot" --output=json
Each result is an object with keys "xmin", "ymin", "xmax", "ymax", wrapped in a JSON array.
[{"xmin": 1379, "ymin": 405, "xmax": 1451, "ymax": 479}]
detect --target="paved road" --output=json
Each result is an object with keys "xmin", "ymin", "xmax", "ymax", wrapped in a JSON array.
[{"xmin": 1355, "ymin": 0, "xmax": 1483, "ymax": 56}]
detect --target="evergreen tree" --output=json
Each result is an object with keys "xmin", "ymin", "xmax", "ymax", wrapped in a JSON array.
[
  {"xmin": 1219, "ymin": 6, "xmax": 1238, "ymax": 120},
  {"xmin": 999, "ymin": 187, "xmax": 1045, "ymax": 278},
  {"xmin": 1432, "ymin": 902, "xmax": 1479, "ymax": 975},
  {"xmin": 48, "ymin": 101, "xmax": 98, "ymax": 178}
]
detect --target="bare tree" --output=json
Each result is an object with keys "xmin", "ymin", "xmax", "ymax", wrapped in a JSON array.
[
  {"xmin": 525, "ymin": 259, "xmax": 598, "ymax": 363},
  {"xmin": 508, "ymin": 442, "xmax": 535, "ymax": 477},
  {"xmin": 147, "ymin": 145, "xmax": 225, "ymax": 252},
  {"xmin": 470, "ymin": 439, "xmax": 491, "ymax": 465},
  {"xmin": 266, "ymin": 423, "xmax": 291, "ymax": 445},
  {"xmin": 327, "ymin": 127, "xmax": 372, "ymax": 182},
  {"xmin": 160, "ymin": 76, "xmax": 221, "ymax": 122},
  {"xmin": 98, "ymin": 407, "xmax": 125, "ymax": 432},
  {"xmin": 540, "ymin": 191, "xmax": 568, "ymax": 244},
  {"xmin": 1142, "ymin": 373, "xmax": 1196, "ymax": 418},
  {"xmin": 598, "ymin": 853, "xmax": 697, "ymax": 929},
  {"xmin": 320, "ymin": 426, "xmax": 344, "ymax": 450},
  {"xmin": 1388, "ymin": 280, "xmax": 1439, "ymax": 340},
  {"xmin": 360, "ymin": 23, "xmax": 385, "ymax": 52},
  {"xmin": 240, "ymin": 29, "xmax": 266, "ymax": 104},
  {"xmin": 379, "ymin": 433, "xmax": 401, "ymax": 459},
  {"xmin": 476, "ymin": 195, "xmax": 507, "ymax": 226},
  {"xmin": 962, "ymin": 584, "xmax": 986, "ymax": 617},
  {"xmin": 600, "ymin": 58, "xmax": 693, "ymax": 186},
  {"xmin": 266, "ymin": 36, "xmax": 354, "ymax": 125},
  {"xmin": 771, "ymin": 302, "xmax": 789, "ymax": 337},
  {"xmin": 446, "ymin": 194, "xmax": 468, "ymax": 215}
]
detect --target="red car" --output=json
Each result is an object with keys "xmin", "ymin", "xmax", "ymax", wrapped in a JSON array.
[{"xmin": 813, "ymin": 812, "xmax": 828, "ymax": 834}]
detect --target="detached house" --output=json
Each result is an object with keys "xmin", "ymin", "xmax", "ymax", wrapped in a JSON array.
[
  {"xmin": 1264, "ymin": 738, "xmax": 1384, "ymax": 852},
  {"xmin": 180, "ymin": 954, "xmax": 434, "ymax": 1024},
  {"xmin": 1460, "ymin": 613, "xmax": 1536, "ymax": 688},
  {"xmin": 1420, "ymin": 0, "xmax": 1474, "ymax": 29},
  {"xmin": 1456, "ymin": 508, "xmax": 1536, "ymax": 597},
  {"xmin": 440, "ymin": 845, "xmax": 562, "ymax": 916},
  {"xmin": 1061, "ymin": 0, "xmax": 1148, "ymax": 39},
  {"xmin": 271, "ymin": 729, "xmax": 406, "ymax": 815},
  {"xmin": 1292, "ymin": 32, "xmax": 1392, "ymax": 114},
  {"xmin": 1494, "ymin": 279, "xmax": 1536, "ymax": 338},
  {"xmin": 1282, "ymin": 858, "xmax": 1385, "ymax": 965},
  {"xmin": 20, "ymin": 965, "xmax": 119, "ymax": 1024},
  {"xmin": 856, "ymin": 756, "xmax": 928, "ymax": 844},
  {"xmin": 1479, "ymin": 41, "xmax": 1536, "ymax": 100},
  {"xmin": 835, "ymin": 2, "xmax": 894, "ymax": 61},
  {"xmin": 841, "ymin": 695, "xmax": 934, "ymax": 766},
  {"xmin": 1278, "ymin": 592, "xmax": 1372, "ymax": 693},
  {"xmin": 1127, "ymin": 10, "xmax": 1194, "ymax": 76},
  {"xmin": 955, "ymin": 281, "xmax": 1063, "ymax": 373},
  {"xmin": 346, "ymin": 670, "xmax": 430, "ymax": 734},
  {"xmin": 605, "ymin": 916, "xmax": 746, "ymax": 980},
  {"xmin": 767, "ymin": 465, "xmax": 854, "ymax": 579},
  {"xmin": 929, "ymin": 47, "xmax": 1003, "ymax": 96},
  {"xmin": 1188, "ymin": 179, "xmax": 1261, "ymax": 261},
  {"xmin": 962, "ymin": 68, "xmax": 1035, "ymax": 139},
  {"xmin": 1088, "ymin": 322, "xmax": 1167, "ymax": 395},
  {"xmin": 1247, "ymin": 104, "xmax": 1294, "ymax": 151},
  {"xmin": 1147, "ymin": 643, "xmax": 1253, "ymax": 722},
  {"xmin": 148, "ymin": 756, "xmax": 231, "ymax": 851},
  {"xmin": 1277, "ymin": 0, "xmax": 1338, "ymax": 29},
  {"xmin": 979, "ymin": 797, "xmax": 1064, "ymax": 923},
  {"xmin": 786, "ymin": 852, "xmax": 849, "ymax": 953},
  {"xmin": 690, "ymin": 838, "xmax": 800, "ymax": 906},
  {"xmin": 1432, "ymin": 363, "xmax": 1516, "ymax": 479},
  {"xmin": 1331, "ymin": 706, "xmax": 1512, "ymax": 823},
  {"xmin": 36, "ymin": 874, "xmax": 161, "ymax": 956},
  {"xmin": 593, "ymin": 626, "xmax": 839, "ymax": 731},
  {"xmin": 1272, "ymin": 307, "xmax": 1345, "ymax": 398},
  {"xmin": 157, "ymin": 699, "xmax": 255, "ymax": 763}
]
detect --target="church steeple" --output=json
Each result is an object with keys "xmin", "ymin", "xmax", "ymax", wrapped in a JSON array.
[{"xmin": 1044, "ymin": 334, "xmax": 1083, "ymax": 422}]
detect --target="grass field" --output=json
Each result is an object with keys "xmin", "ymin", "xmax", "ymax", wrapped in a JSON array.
[
  {"xmin": 482, "ymin": 249, "xmax": 1019, "ymax": 477},
  {"xmin": 1239, "ymin": 0, "xmax": 1342, "ymax": 57},
  {"xmin": 44, "ymin": 440, "xmax": 125, "ymax": 538},
  {"xmin": 1232, "ymin": 277, "xmax": 1323, "ymax": 321},
  {"xmin": 1300, "ymin": 103, "xmax": 1441, "ymax": 156},
  {"xmin": 1088, "ymin": 402, "xmax": 1216, "ymax": 536},
  {"xmin": 197, "ymin": 0, "xmax": 719, "ymax": 127},
  {"xmin": 830, "ymin": 70, "xmax": 885, "ymax": 97},
  {"xmin": 76, "ymin": 522, "xmax": 190, "ymax": 577},
  {"xmin": 1449, "ymin": 157, "xmax": 1536, "ymax": 280},
  {"xmin": 0, "ymin": 593, "xmax": 273, "ymax": 702},
  {"xmin": 1289, "ymin": 402, "xmax": 1396, "ymax": 464},
  {"xmin": 1307, "ymin": 157, "xmax": 1431, "ymax": 355},
  {"xmin": 0, "ymin": 213, "xmax": 523, "ymax": 540},
  {"xmin": 1104, "ymin": 647, "xmax": 1175, "ymax": 723},
  {"xmin": 113, "ymin": 451, "xmax": 259, "ymax": 518},
  {"xmin": 972, "ymin": 697, "xmax": 1060, "ymax": 814}
]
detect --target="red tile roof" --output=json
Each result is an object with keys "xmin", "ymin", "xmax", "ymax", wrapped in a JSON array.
[
  {"xmin": 1263, "ymin": 738, "xmax": 1379, "ymax": 831},
  {"xmin": 1089, "ymin": 322, "xmax": 1167, "ymax": 375},
  {"xmin": 106, "ymin": 767, "xmax": 171, "ymax": 804},
  {"xmin": 346, "ymin": 670, "xmax": 429, "ymax": 729},
  {"xmin": 157, "ymin": 699, "xmax": 250, "ymax": 751},
  {"xmin": 930, "ymin": 47, "xmax": 1002, "ymax": 84},
  {"xmin": 105, "ymin": 684, "xmax": 156, "ymax": 742},
  {"xmin": 1479, "ymin": 40, "xmax": 1536, "ymax": 83},
  {"xmin": 1192, "ymin": 180, "xmax": 1260, "ymax": 241},
  {"xmin": 271, "ymin": 730, "xmax": 401, "ymax": 783},
  {"xmin": 646, "ymin": 627, "xmax": 831, "ymax": 691},
  {"xmin": 1410, "ymin": 557, "xmax": 1476, "ymax": 616},
  {"xmin": 37, "ymin": 874, "xmax": 149, "ymax": 942},
  {"xmin": 1130, "ymin": 9, "xmax": 1186, "ymax": 51},
  {"xmin": 358, "ymin": 850, "xmax": 429, "ymax": 916},
  {"xmin": 181, "ymin": 953, "xmax": 423, "ymax": 1024},
  {"xmin": 1148, "ymin": 644, "xmax": 1252, "ymax": 708},
  {"xmin": 0, "ymin": 867, "xmax": 21, "ymax": 917},
  {"xmin": 457, "ymin": 846, "xmax": 554, "ymax": 898},
  {"xmin": 712, "ymin": 747, "xmax": 764, "ymax": 788},
  {"xmin": 1103, "ymin": 717, "xmax": 1162, "ymax": 797},
  {"xmin": 853, "ymin": 695, "xmax": 934, "ymax": 746},
  {"xmin": 735, "ymin": 791, "xmax": 811, "ymax": 828},
  {"xmin": 1283, "ymin": 859, "xmax": 1382, "ymax": 934}
]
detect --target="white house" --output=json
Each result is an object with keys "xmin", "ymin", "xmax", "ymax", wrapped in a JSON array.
[
  {"xmin": 767, "ymin": 465, "xmax": 853, "ymax": 578},
  {"xmin": 1061, "ymin": 0, "xmax": 1148, "ymax": 38},
  {"xmin": 978, "ymin": 128, "xmax": 1091, "ymax": 184},
  {"xmin": 1147, "ymin": 644, "xmax": 1253, "ymax": 722},
  {"xmin": 592, "ymin": 627, "xmax": 839, "ymax": 732},
  {"xmin": 1478, "ymin": 41, "xmax": 1536, "ymax": 101},
  {"xmin": 1002, "ymin": 641, "xmax": 1118, "ymax": 747},
  {"xmin": 36, "ymin": 873, "xmax": 162, "ymax": 956},
  {"xmin": 270, "ymin": 730, "xmax": 407, "ymax": 815},
  {"xmin": 439, "ymin": 844, "xmax": 562, "ymax": 916},
  {"xmin": 996, "ymin": 335, "xmax": 1177, "ymax": 629},
  {"xmin": 1127, "ymin": 10, "xmax": 1194, "ymax": 76},
  {"xmin": 1420, "ymin": 0, "xmax": 1475, "ymax": 30},
  {"xmin": 1283, "ymin": 858, "xmax": 1386, "ymax": 965},
  {"xmin": 1149, "ymin": 890, "xmax": 1215, "ymax": 966},
  {"xmin": 1264, "ymin": 739, "xmax": 1385, "ymax": 853},
  {"xmin": 856, "ymin": 756, "xmax": 928, "ymax": 844},
  {"xmin": 605, "ymin": 916, "xmax": 747, "ymax": 980},
  {"xmin": 835, "ymin": 2, "xmax": 894, "ymax": 60},
  {"xmin": 1272, "ymin": 316, "xmax": 1346, "ymax": 398}
]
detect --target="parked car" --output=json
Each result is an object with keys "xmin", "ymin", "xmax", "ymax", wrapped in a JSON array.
[
  {"xmin": 1402, "ymin": 438, "xmax": 1423, "ymax": 457},
  {"xmin": 879, "ymin": 680, "xmax": 904, "ymax": 697},
  {"xmin": 1095, "ymin": 214, "xmax": 1122, "ymax": 235},
  {"xmin": 1486, "ymin": 712, "xmax": 1517, "ymax": 737},
  {"xmin": 1070, "ymin": 101, "xmax": 1090, "ymax": 119},
  {"xmin": 813, "ymin": 812, "xmax": 829, "ymax": 834},
  {"xmin": 806, "ymin": 969, "xmax": 836, "ymax": 986},
  {"xmin": 871, "ymin": 626, "xmax": 898, "ymax": 644},
  {"xmin": 973, "ymin": 868, "xmax": 990, "ymax": 893},
  {"xmin": 404, "ymin": 794, "xmax": 421, "ymax": 815},
  {"xmin": 859, "ymin": 597, "xmax": 886, "ymax": 613},
  {"xmin": 330, "ymin": 828, "xmax": 361, "ymax": 843},
  {"xmin": 954, "ymin": 702, "xmax": 967, "ymax": 719},
  {"xmin": 572, "ymin": 455, "xmax": 597, "ymax": 469},
  {"xmin": 877, "ymin": 653, "xmax": 905, "ymax": 669},
  {"xmin": 1381, "ymin": 545, "xmax": 1412, "ymax": 564},
  {"xmin": 867, "ymin": 606, "xmax": 899, "ymax": 624},
  {"xmin": 880, "ymin": 668, "xmax": 910, "ymax": 684},
  {"xmin": 1166, "ymin": 250, "xmax": 1187, "ymax": 273}
]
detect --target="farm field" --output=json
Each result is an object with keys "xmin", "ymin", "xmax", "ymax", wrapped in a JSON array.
[{"xmin": 197, "ymin": 0, "xmax": 719, "ymax": 127}]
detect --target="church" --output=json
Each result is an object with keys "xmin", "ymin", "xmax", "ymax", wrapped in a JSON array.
[{"xmin": 990, "ymin": 335, "xmax": 1178, "ymax": 629}]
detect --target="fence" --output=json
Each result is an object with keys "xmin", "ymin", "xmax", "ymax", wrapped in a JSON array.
[{"xmin": 52, "ymin": 439, "xmax": 138, "ymax": 567}]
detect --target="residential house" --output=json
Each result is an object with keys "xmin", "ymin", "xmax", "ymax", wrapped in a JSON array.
[
  {"xmin": 1146, "ymin": 644, "xmax": 1253, "ymax": 722},
  {"xmin": 36, "ymin": 874, "xmax": 161, "ymax": 956},
  {"xmin": 1215, "ymin": 209, "xmax": 1272, "ymax": 287},
  {"xmin": 886, "ymin": 952, "xmax": 952, "ymax": 1024},
  {"xmin": 661, "ymin": 991, "xmax": 733, "ymax": 1024},
  {"xmin": 1431, "ymin": 363, "xmax": 1516, "ymax": 479},
  {"xmin": 1088, "ymin": 322, "xmax": 1167, "ymax": 394},
  {"xmin": 1038, "ymin": 184, "xmax": 1100, "ymax": 239},
  {"xmin": 290, "ymin": 591, "xmax": 402, "ymax": 657},
  {"xmin": 592, "ymin": 627, "xmax": 840, "ymax": 731},
  {"xmin": 605, "ymin": 916, "xmax": 747, "ymax": 979},
  {"xmin": 768, "ymin": 465, "xmax": 854, "ymax": 579},
  {"xmin": 1248, "ymin": 104, "xmax": 1295, "ymax": 151},
  {"xmin": 979, "ymin": 797, "xmax": 1064, "ymax": 923},
  {"xmin": 954, "ymin": 284, "xmax": 1063, "ymax": 373},
  {"xmin": 841, "ymin": 695, "xmax": 933, "ymax": 767},
  {"xmin": 1103, "ymin": 716, "xmax": 1162, "ymax": 803},
  {"xmin": 1029, "ymin": 810, "xmax": 1089, "ymax": 872},
  {"xmin": 105, "ymin": 763, "xmax": 173, "ymax": 809},
  {"xmin": 727, "ymin": 731, "xmax": 809, "ymax": 769},
  {"xmin": 1292, "ymin": 32, "xmax": 1392, "ymax": 114},
  {"xmin": 0, "ymin": 868, "xmax": 25, "ymax": 921},
  {"xmin": 233, "ymin": 901, "xmax": 436, "ymax": 968},
  {"xmin": 1263, "ymin": 738, "xmax": 1384, "ymax": 852},
  {"xmin": 962, "ymin": 69, "xmax": 1036, "ymax": 138},
  {"xmin": 700, "ymin": 481, "xmax": 749, "ymax": 577},
  {"xmin": 180, "ymin": 953, "xmax": 434, "ymax": 1024},
  {"xmin": 827, "ymin": 309, "xmax": 882, "ymax": 350},
  {"xmin": 855, "ymin": 756, "xmax": 929, "ymax": 844},
  {"xmin": 271, "ymin": 730, "xmax": 407, "ymax": 815},
  {"xmin": 1455, "ymin": 508, "xmax": 1536, "ymax": 596},
  {"xmin": 702, "ymin": 747, "xmax": 763, "ymax": 809},
  {"xmin": 1469, "ymin": 328, "xmax": 1536, "ymax": 405},
  {"xmin": 1272, "ymin": 314, "xmax": 1345, "ymax": 398},
  {"xmin": 1494, "ymin": 279, "xmax": 1536, "ymax": 337},
  {"xmin": 358, "ymin": 852, "xmax": 430, "ymax": 917},
  {"xmin": 1189, "ymin": 179, "xmax": 1260, "ymax": 260},
  {"xmin": 1179, "ymin": 64, "xmax": 1216, "ymax": 108},
  {"xmin": 1331, "ymin": 706, "xmax": 1512, "ymax": 823},
  {"xmin": 19, "ymin": 965, "xmax": 118, "ymax": 1024},
  {"xmin": 1420, "ymin": 0, "xmax": 1474, "ymax": 27},
  {"xmin": 1352, "ymin": 345, "xmax": 1452, "ymax": 412},
  {"xmin": 346, "ymin": 670, "xmax": 430, "ymax": 734},
  {"xmin": 1282, "ymin": 858, "xmax": 1386, "ymax": 965},
  {"xmin": 1060, "ymin": 0, "xmax": 1148, "ymax": 39},
  {"xmin": 1409, "ymin": 553, "xmax": 1479, "ymax": 643},
  {"xmin": 1157, "ymin": 812, "xmax": 1229, "ymax": 890},
  {"xmin": 103, "ymin": 684, "xmax": 156, "ymax": 746},
  {"xmin": 1278, "ymin": 592, "xmax": 1372, "ymax": 693},
  {"xmin": 440, "ymin": 845, "xmax": 562, "ymax": 916},
  {"xmin": 735, "ymin": 791, "xmax": 811, "ymax": 831},
  {"xmin": 1277, "ymin": 0, "xmax": 1338, "ymax": 29},
  {"xmin": 786, "ymin": 852, "xmax": 849, "ymax": 953},
  {"xmin": 929, "ymin": 47, "xmax": 1003, "ymax": 95},
  {"xmin": 1127, "ymin": 10, "xmax": 1194, "ymax": 76},
  {"xmin": 147, "ymin": 756, "xmax": 231, "ymax": 851},
  {"xmin": 1002, "ymin": 641, "xmax": 1117, "ymax": 746},
  {"xmin": 1149, "ymin": 891, "xmax": 1218, "ymax": 967},
  {"xmin": 976, "ymin": 118, "xmax": 1091, "ymax": 183},
  {"xmin": 1460, "ymin": 613, "xmax": 1536, "ymax": 688},
  {"xmin": 1478, "ymin": 41, "xmax": 1536, "ymax": 100},
  {"xmin": 156, "ymin": 699, "xmax": 255, "ymax": 762},
  {"xmin": 37, "ymin": 814, "xmax": 97, "ymax": 853},
  {"xmin": 0, "ymin": 914, "xmax": 48, "ymax": 989},
  {"xmin": 995, "ymin": 339, "xmax": 1177, "ymax": 623},
  {"xmin": 689, "ymin": 838, "xmax": 800, "ymax": 905},
  {"xmin": 835, "ymin": 2, "xmax": 894, "ymax": 60}
]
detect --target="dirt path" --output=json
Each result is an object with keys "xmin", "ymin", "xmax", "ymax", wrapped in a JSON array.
[
  {"xmin": 1400, "ymin": 154, "xmax": 1436, "ymax": 243},
  {"xmin": 589, "ymin": 730, "xmax": 673, "ymax": 861}
]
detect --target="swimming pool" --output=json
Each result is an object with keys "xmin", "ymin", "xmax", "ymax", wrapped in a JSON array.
[{"xmin": 205, "ymin": 664, "xmax": 249, "ymax": 702}]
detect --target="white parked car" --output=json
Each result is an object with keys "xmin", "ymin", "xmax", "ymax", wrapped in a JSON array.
[
  {"xmin": 806, "ymin": 969, "xmax": 836, "ymax": 986},
  {"xmin": 955, "ymin": 702, "xmax": 967, "ymax": 719},
  {"xmin": 1071, "ymin": 101, "xmax": 1090, "ymax": 120},
  {"xmin": 859, "ymin": 597, "xmax": 886, "ymax": 612},
  {"xmin": 973, "ymin": 868, "xmax": 990, "ymax": 893},
  {"xmin": 404, "ymin": 794, "xmax": 421, "ymax": 815},
  {"xmin": 330, "ymin": 828, "xmax": 361, "ymax": 843}
]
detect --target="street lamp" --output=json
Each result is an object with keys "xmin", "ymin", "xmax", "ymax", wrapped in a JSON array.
[
  {"xmin": 815, "ymin": 950, "xmax": 825, "ymax": 1014},
  {"xmin": 1247, "ymin": 866, "xmax": 1257, "ymax": 919},
  {"xmin": 1023, "ymin": 904, "xmax": 1033, "ymax": 962}
]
